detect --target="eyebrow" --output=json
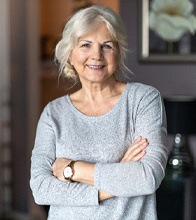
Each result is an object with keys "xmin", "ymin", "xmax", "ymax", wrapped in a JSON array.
[
  {"xmin": 79, "ymin": 40, "xmax": 115, "ymax": 44},
  {"xmin": 79, "ymin": 40, "xmax": 92, "ymax": 43},
  {"xmin": 103, "ymin": 40, "xmax": 115, "ymax": 44}
]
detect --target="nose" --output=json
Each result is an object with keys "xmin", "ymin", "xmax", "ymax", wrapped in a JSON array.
[{"xmin": 91, "ymin": 45, "xmax": 103, "ymax": 61}]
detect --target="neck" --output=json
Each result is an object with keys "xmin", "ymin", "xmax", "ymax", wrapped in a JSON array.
[
  {"xmin": 70, "ymin": 77, "xmax": 126, "ymax": 116},
  {"xmin": 79, "ymin": 77, "xmax": 118, "ymax": 103}
]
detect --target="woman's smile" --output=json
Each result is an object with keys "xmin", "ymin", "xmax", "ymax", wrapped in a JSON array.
[
  {"xmin": 87, "ymin": 65, "xmax": 105, "ymax": 70},
  {"xmin": 69, "ymin": 22, "xmax": 118, "ymax": 83}
]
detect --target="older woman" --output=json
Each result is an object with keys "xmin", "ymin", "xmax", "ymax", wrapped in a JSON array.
[{"xmin": 30, "ymin": 5, "xmax": 168, "ymax": 220}]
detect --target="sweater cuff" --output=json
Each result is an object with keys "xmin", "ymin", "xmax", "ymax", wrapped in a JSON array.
[
  {"xmin": 90, "ymin": 187, "xmax": 100, "ymax": 206},
  {"xmin": 94, "ymin": 163, "xmax": 103, "ymax": 190}
]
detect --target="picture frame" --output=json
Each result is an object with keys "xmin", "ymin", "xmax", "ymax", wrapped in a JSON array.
[{"xmin": 139, "ymin": 0, "xmax": 196, "ymax": 62}]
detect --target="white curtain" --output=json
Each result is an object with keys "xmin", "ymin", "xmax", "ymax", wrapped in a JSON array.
[{"xmin": 0, "ymin": 0, "xmax": 12, "ymax": 215}]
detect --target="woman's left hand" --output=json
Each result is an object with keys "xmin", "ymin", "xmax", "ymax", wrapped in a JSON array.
[
  {"xmin": 120, "ymin": 136, "xmax": 148, "ymax": 162},
  {"xmin": 52, "ymin": 158, "xmax": 71, "ymax": 181}
]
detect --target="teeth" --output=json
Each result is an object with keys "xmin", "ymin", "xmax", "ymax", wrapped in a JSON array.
[{"xmin": 88, "ymin": 65, "xmax": 104, "ymax": 69}]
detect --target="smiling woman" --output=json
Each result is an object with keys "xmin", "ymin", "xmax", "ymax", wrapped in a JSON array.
[
  {"xmin": 69, "ymin": 23, "xmax": 118, "ymax": 85},
  {"xmin": 55, "ymin": 6, "xmax": 128, "ymax": 83},
  {"xmin": 30, "ymin": 5, "xmax": 168, "ymax": 220}
]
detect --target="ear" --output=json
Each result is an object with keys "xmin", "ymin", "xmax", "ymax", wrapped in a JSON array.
[
  {"xmin": 67, "ymin": 59, "xmax": 74, "ymax": 66},
  {"xmin": 69, "ymin": 53, "xmax": 74, "ymax": 66}
]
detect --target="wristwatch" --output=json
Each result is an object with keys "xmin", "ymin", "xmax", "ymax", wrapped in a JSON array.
[{"xmin": 63, "ymin": 160, "xmax": 77, "ymax": 182}]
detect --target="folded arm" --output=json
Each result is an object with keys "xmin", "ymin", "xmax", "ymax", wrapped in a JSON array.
[
  {"xmin": 52, "ymin": 136, "xmax": 148, "ymax": 201},
  {"xmin": 31, "ymin": 87, "xmax": 168, "ymax": 205},
  {"xmin": 52, "ymin": 88, "xmax": 168, "ymax": 198}
]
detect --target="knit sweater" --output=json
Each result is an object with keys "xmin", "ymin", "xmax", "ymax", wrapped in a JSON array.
[{"xmin": 30, "ymin": 82, "xmax": 168, "ymax": 220}]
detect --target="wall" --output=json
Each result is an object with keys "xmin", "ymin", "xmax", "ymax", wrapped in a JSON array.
[
  {"xmin": 120, "ymin": 0, "xmax": 196, "ymax": 163},
  {"xmin": 40, "ymin": 0, "xmax": 73, "ymax": 40},
  {"xmin": 0, "ymin": 0, "xmax": 12, "ymax": 215},
  {"xmin": 40, "ymin": 0, "xmax": 119, "ymax": 40},
  {"xmin": 9, "ymin": 0, "xmax": 40, "ymax": 217},
  {"xmin": 120, "ymin": 0, "xmax": 196, "ymax": 96},
  {"xmin": 10, "ymin": 0, "xmax": 29, "ymax": 212}
]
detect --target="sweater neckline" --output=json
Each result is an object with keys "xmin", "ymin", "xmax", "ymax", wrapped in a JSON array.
[{"xmin": 66, "ymin": 83, "xmax": 129, "ymax": 120}]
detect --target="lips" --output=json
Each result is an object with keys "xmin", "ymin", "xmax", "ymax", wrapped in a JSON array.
[{"xmin": 87, "ymin": 65, "xmax": 105, "ymax": 69}]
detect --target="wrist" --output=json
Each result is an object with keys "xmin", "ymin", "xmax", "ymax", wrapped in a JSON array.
[
  {"xmin": 72, "ymin": 161, "xmax": 95, "ymax": 186},
  {"xmin": 63, "ymin": 160, "xmax": 78, "ymax": 182},
  {"xmin": 71, "ymin": 161, "xmax": 81, "ymax": 182}
]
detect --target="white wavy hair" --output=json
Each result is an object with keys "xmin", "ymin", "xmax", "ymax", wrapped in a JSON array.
[{"xmin": 55, "ymin": 5, "xmax": 129, "ymax": 82}]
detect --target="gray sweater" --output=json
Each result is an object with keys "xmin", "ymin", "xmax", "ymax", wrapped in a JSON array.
[{"xmin": 30, "ymin": 83, "xmax": 168, "ymax": 220}]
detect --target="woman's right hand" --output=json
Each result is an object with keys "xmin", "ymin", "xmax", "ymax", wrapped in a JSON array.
[{"xmin": 120, "ymin": 136, "xmax": 149, "ymax": 162}]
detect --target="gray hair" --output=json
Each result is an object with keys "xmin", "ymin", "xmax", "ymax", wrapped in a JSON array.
[{"xmin": 55, "ymin": 5, "xmax": 130, "ymax": 82}]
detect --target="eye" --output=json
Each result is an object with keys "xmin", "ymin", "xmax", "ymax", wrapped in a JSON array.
[
  {"xmin": 81, "ymin": 43, "xmax": 90, "ymax": 48},
  {"xmin": 102, "ymin": 44, "xmax": 112, "ymax": 50}
]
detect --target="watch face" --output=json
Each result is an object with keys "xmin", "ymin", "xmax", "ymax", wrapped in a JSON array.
[{"xmin": 63, "ymin": 167, "xmax": 73, "ymax": 178}]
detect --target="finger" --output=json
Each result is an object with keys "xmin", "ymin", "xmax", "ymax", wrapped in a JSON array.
[
  {"xmin": 132, "ymin": 150, "xmax": 146, "ymax": 162},
  {"xmin": 133, "ymin": 136, "xmax": 142, "ymax": 144},
  {"xmin": 124, "ymin": 140, "xmax": 148, "ymax": 158},
  {"xmin": 121, "ymin": 147, "xmax": 147, "ymax": 162},
  {"xmin": 121, "ymin": 141, "xmax": 148, "ymax": 162},
  {"xmin": 130, "ymin": 141, "xmax": 148, "ymax": 155},
  {"xmin": 129, "ymin": 138, "xmax": 148, "ymax": 150},
  {"xmin": 128, "ymin": 142, "xmax": 148, "ymax": 158}
]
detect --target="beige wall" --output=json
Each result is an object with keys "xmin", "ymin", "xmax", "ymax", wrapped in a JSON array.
[
  {"xmin": 40, "ymin": 0, "xmax": 119, "ymax": 40},
  {"xmin": 40, "ymin": 0, "xmax": 73, "ymax": 39}
]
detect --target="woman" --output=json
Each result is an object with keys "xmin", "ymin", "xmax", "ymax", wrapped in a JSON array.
[{"xmin": 30, "ymin": 5, "xmax": 168, "ymax": 220}]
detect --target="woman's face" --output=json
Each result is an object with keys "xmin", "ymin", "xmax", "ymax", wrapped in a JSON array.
[{"xmin": 69, "ymin": 22, "xmax": 118, "ymax": 84}]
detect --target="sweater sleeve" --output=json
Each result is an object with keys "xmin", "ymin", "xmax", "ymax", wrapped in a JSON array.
[
  {"xmin": 30, "ymin": 105, "xmax": 99, "ymax": 206},
  {"xmin": 94, "ymin": 87, "xmax": 168, "ymax": 197}
]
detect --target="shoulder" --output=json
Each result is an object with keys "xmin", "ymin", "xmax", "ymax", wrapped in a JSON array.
[
  {"xmin": 125, "ymin": 82, "xmax": 163, "ymax": 113},
  {"xmin": 125, "ymin": 83, "xmax": 166, "ymax": 126},
  {"xmin": 41, "ymin": 95, "xmax": 69, "ymax": 118},
  {"xmin": 126, "ymin": 82, "xmax": 160, "ymax": 95},
  {"xmin": 126, "ymin": 82, "xmax": 161, "ymax": 101},
  {"xmin": 37, "ymin": 95, "xmax": 72, "ymax": 130}
]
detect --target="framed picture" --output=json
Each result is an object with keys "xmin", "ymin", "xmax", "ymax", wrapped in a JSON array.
[{"xmin": 139, "ymin": 0, "xmax": 196, "ymax": 62}]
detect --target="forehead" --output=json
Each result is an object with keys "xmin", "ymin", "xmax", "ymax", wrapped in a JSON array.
[{"xmin": 78, "ymin": 22, "xmax": 114, "ymax": 42}]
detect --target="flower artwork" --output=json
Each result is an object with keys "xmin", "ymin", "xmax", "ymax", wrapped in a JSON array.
[{"xmin": 149, "ymin": 0, "xmax": 196, "ymax": 42}]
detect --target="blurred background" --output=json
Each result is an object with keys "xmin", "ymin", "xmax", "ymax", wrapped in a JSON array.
[{"xmin": 0, "ymin": 0, "xmax": 196, "ymax": 219}]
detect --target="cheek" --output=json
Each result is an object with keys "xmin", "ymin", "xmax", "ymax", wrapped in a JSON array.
[
  {"xmin": 109, "ymin": 55, "xmax": 118, "ymax": 69},
  {"xmin": 71, "ymin": 53, "xmax": 87, "ymax": 66}
]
